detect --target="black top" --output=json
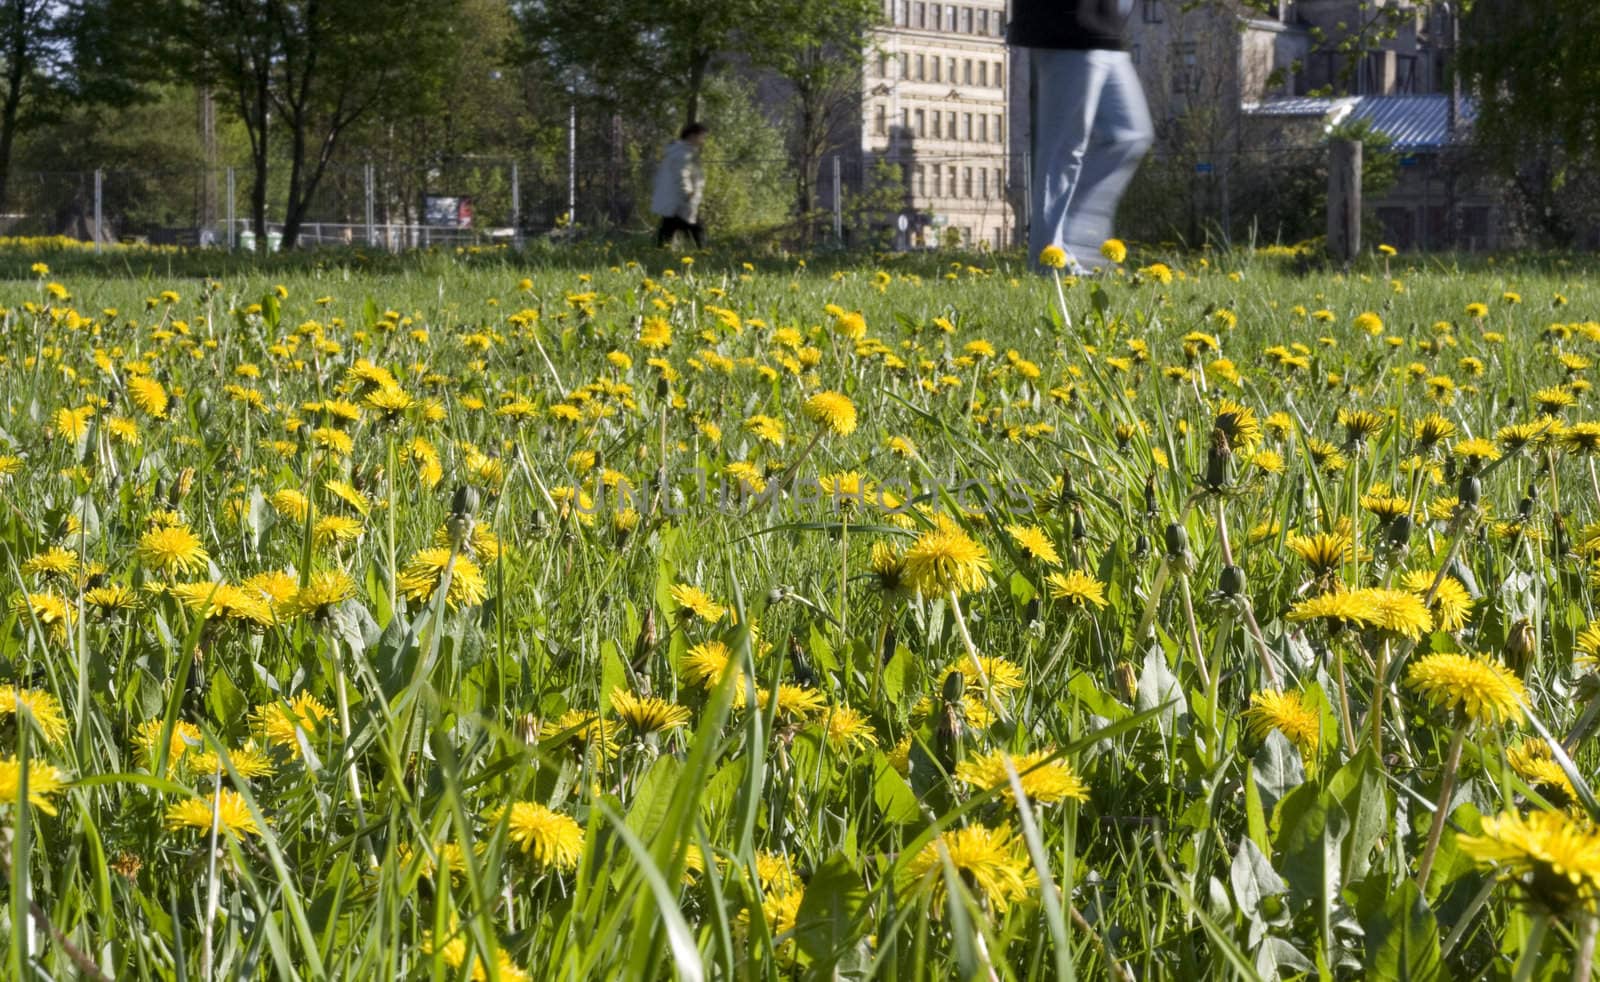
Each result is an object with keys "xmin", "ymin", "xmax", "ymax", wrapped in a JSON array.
[{"xmin": 1007, "ymin": 0, "xmax": 1132, "ymax": 51}]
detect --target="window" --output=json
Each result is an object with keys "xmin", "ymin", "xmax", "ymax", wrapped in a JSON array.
[
  {"xmin": 947, "ymin": 165, "xmax": 957, "ymax": 195},
  {"xmin": 947, "ymin": 57, "xmax": 956, "ymax": 81},
  {"xmin": 978, "ymin": 114, "xmax": 988, "ymax": 142},
  {"xmin": 959, "ymin": 6, "xmax": 971, "ymax": 32},
  {"xmin": 995, "ymin": 62, "xmax": 1003, "ymax": 87},
  {"xmin": 914, "ymin": 108, "xmax": 925, "ymax": 136},
  {"xmin": 1173, "ymin": 42, "xmax": 1198, "ymax": 94},
  {"xmin": 1142, "ymin": 0, "xmax": 1162, "ymax": 22},
  {"xmin": 915, "ymin": 54, "xmax": 925, "ymax": 80},
  {"xmin": 875, "ymin": 104, "xmax": 887, "ymax": 135},
  {"xmin": 932, "ymin": 167, "xmax": 942, "ymax": 197},
  {"xmin": 913, "ymin": 2, "xmax": 925, "ymax": 28},
  {"xmin": 963, "ymin": 113, "xmax": 973, "ymax": 140},
  {"xmin": 947, "ymin": 111, "xmax": 957, "ymax": 138},
  {"xmin": 932, "ymin": 112, "xmax": 942, "ymax": 138},
  {"xmin": 932, "ymin": 58, "xmax": 942, "ymax": 82},
  {"xmin": 994, "ymin": 114, "xmax": 1003, "ymax": 142},
  {"xmin": 963, "ymin": 167, "xmax": 973, "ymax": 197},
  {"xmin": 928, "ymin": 3, "xmax": 939, "ymax": 29},
  {"xmin": 978, "ymin": 61, "xmax": 988, "ymax": 86},
  {"xmin": 894, "ymin": 0, "xmax": 907, "ymax": 25},
  {"xmin": 900, "ymin": 107, "xmax": 910, "ymax": 130},
  {"xmin": 963, "ymin": 59, "xmax": 973, "ymax": 84},
  {"xmin": 993, "ymin": 167, "xmax": 1003, "ymax": 196},
  {"xmin": 900, "ymin": 52, "xmax": 909, "ymax": 78},
  {"xmin": 980, "ymin": 168, "xmax": 988, "ymax": 199},
  {"xmin": 976, "ymin": 9, "xmax": 987, "ymax": 34},
  {"xmin": 915, "ymin": 165, "xmax": 926, "ymax": 196},
  {"xmin": 878, "ymin": 53, "xmax": 890, "ymax": 77}
]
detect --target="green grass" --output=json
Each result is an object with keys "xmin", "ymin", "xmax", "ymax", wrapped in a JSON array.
[{"xmin": 0, "ymin": 240, "xmax": 1598, "ymax": 980}]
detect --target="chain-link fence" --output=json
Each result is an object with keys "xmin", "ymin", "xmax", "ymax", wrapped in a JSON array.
[{"xmin": 0, "ymin": 143, "xmax": 1524, "ymax": 255}]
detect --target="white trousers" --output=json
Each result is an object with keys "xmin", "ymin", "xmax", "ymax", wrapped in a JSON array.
[{"xmin": 1028, "ymin": 48, "xmax": 1154, "ymax": 268}]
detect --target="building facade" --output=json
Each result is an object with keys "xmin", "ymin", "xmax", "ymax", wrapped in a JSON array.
[{"xmin": 859, "ymin": 0, "xmax": 1015, "ymax": 249}]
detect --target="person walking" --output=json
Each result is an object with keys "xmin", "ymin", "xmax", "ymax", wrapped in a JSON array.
[
  {"xmin": 652, "ymin": 123, "xmax": 709, "ymax": 249},
  {"xmin": 1009, "ymin": 0, "xmax": 1153, "ymax": 272}
]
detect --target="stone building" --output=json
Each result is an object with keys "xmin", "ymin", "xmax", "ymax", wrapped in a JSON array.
[{"xmin": 848, "ymin": 0, "xmax": 1017, "ymax": 249}]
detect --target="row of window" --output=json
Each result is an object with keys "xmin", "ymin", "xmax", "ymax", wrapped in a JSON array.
[
  {"xmin": 912, "ymin": 164, "xmax": 1008, "ymax": 201},
  {"xmin": 878, "ymin": 51, "xmax": 1004, "ymax": 88},
  {"xmin": 887, "ymin": 1, "xmax": 1005, "ymax": 36},
  {"xmin": 875, "ymin": 105, "xmax": 1005, "ymax": 143}
]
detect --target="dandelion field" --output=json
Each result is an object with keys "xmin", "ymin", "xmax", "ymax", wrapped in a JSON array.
[{"xmin": 3, "ymin": 245, "xmax": 1600, "ymax": 980}]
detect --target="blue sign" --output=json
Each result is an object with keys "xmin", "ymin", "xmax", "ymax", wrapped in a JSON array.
[
  {"xmin": 1399, "ymin": 155, "xmax": 1419, "ymax": 168},
  {"xmin": 1195, "ymin": 162, "xmax": 1214, "ymax": 174}
]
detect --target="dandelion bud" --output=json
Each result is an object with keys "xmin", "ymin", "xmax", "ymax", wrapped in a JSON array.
[
  {"xmin": 787, "ymin": 635, "xmax": 817, "ymax": 689},
  {"xmin": 1204, "ymin": 442, "xmax": 1231, "ymax": 492},
  {"xmin": 1072, "ymin": 510, "xmax": 1087, "ymax": 543},
  {"xmin": 1457, "ymin": 474, "xmax": 1481, "ymax": 511},
  {"xmin": 1218, "ymin": 564, "xmax": 1245, "ymax": 598},
  {"xmin": 656, "ymin": 375, "xmax": 669, "ymax": 401},
  {"xmin": 633, "ymin": 606, "xmax": 657, "ymax": 668},
  {"xmin": 1387, "ymin": 514, "xmax": 1414, "ymax": 549},
  {"xmin": 942, "ymin": 667, "xmax": 966, "ymax": 705},
  {"xmin": 1134, "ymin": 533, "xmax": 1151, "ymax": 559},
  {"xmin": 1059, "ymin": 466, "xmax": 1078, "ymax": 512},
  {"xmin": 451, "ymin": 484, "xmax": 479, "ymax": 520},
  {"xmin": 1506, "ymin": 618, "xmax": 1536, "ymax": 677},
  {"xmin": 1164, "ymin": 522, "xmax": 1189, "ymax": 558},
  {"xmin": 881, "ymin": 622, "xmax": 897, "ymax": 664},
  {"xmin": 1144, "ymin": 475, "xmax": 1157, "ymax": 520},
  {"xmin": 1114, "ymin": 661, "xmax": 1138, "ymax": 703},
  {"xmin": 1024, "ymin": 596, "xmax": 1040, "ymax": 623}
]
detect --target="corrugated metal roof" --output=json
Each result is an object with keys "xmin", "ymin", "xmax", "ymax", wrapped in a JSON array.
[
  {"xmin": 1244, "ymin": 94, "xmax": 1476, "ymax": 150},
  {"xmin": 1347, "ymin": 95, "xmax": 1476, "ymax": 151},
  {"xmin": 1241, "ymin": 96, "xmax": 1351, "ymax": 118}
]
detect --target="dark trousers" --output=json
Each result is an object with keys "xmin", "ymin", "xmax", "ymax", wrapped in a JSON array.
[{"xmin": 656, "ymin": 215, "xmax": 704, "ymax": 248}]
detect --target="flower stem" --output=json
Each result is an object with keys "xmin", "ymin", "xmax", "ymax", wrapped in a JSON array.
[
  {"xmin": 1415, "ymin": 723, "xmax": 1468, "ymax": 891},
  {"xmin": 948, "ymin": 591, "xmax": 1006, "ymax": 722},
  {"xmin": 1573, "ymin": 914, "xmax": 1597, "ymax": 982},
  {"xmin": 1514, "ymin": 912, "xmax": 1551, "ymax": 982}
]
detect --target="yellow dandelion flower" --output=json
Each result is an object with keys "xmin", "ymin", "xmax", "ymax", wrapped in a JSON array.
[
  {"xmin": 803, "ymin": 390, "xmax": 858, "ymax": 437},
  {"xmin": 136, "ymin": 523, "xmax": 210, "ymax": 576},
  {"xmin": 251, "ymin": 693, "xmax": 338, "ymax": 756},
  {"xmin": 0, "ymin": 757, "xmax": 70, "ymax": 815},
  {"xmin": 0, "ymin": 688, "xmax": 68, "ymax": 744},
  {"xmin": 1045, "ymin": 569, "xmax": 1108, "ymax": 609},
  {"xmin": 165, "ymin": 789, "xmax": 262, "ymax": 837},
  {"xmin": 955, "ymin": 748, "xmax": 1088, "ymax": 804},
  {"xmin": 904, "ymin": 517, "xmax": 990, "ymax": 597},
  {"xmin": 1005, "ymin": 523, "xmax": 1060, "ymax": 567},
  {"xmin": 491, "ymin": 801, "xmax": 584, "ymax": 871},
  {"xmin": 609, "ymin": 688, "xmax": 692, "ymax": 734},
  {"xmin": 1459, "ymin": 809, "xmax": 1600, "ymax": 914},
  {"xmin": 904, "ymin": 824, "xmax": 1038, "ymax": 915},
  {"xmin": 1406, "ymin": 652, "xmax": 1526, "ymax": 726},
  {"xmin": 398, "ymin": 548, "xmax": 488, "ymax": 608},
  {"xmin": 1243, "ymin": 690, "xmax": 1321, "ymax": 756}
]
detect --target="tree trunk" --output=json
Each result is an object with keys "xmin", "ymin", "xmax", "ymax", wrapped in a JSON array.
[
  {"xmin": 0, "ymin": 4, "xmax": 29, "ymax": 218},
  {"xmin": 281, "ymin": 115, "xmax": 309, "ymax": 249},
  {"xmin": 683, "ymin": 49, "xmax": 709, "ymax": 127}
]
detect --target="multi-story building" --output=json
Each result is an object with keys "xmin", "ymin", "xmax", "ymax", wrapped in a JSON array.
[{"xmin": 856, "ymin": 1, "xmax": 1015, "ymax": 249}]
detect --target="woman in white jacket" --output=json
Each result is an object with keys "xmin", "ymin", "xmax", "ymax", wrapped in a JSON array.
[{"xmin": 652, "ymin": 123, "xmax": 708, "ymax": 248}]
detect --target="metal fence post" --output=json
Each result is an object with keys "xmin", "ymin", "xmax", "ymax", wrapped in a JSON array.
[
  {"xmin": 93, "ymin": 169, "xmax": 103, "ymax": 251},
  {"xmin": 364, "ymin": 162, "xmax": 376, "ymax": 248},
  {"xmin": 1022, "ymin": 150, "xmax": 1032, "ymax": 249},
  {"xmin": 832, "ymin": 155, "xmax": 843, "ymax": 244},
  {"xmin": 226, "ymin": 167, "xmax": 236, "ymax": 250},
  {"xmin": 510, "ymin": 160, "xmax": 521, "ymax": 246}
]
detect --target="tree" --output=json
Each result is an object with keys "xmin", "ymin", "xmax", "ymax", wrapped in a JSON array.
[
  {"xmin": 0, "ymin": 0, "xmax": 155, "ymax": 215},
  {"xmin": 517, "ymin": 0, "xmax": 764, "ymax": 130},
  {"xmin": 176, "ymin": 0, "xmax": 460, "ymax": 249},
  {"xmin": 744, "ymin": 0, "xmax": 879, "ymax": 238},
  {"xmin": 1457, "ymin": 0, "xmax": 1600, "ymax": 244}
]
